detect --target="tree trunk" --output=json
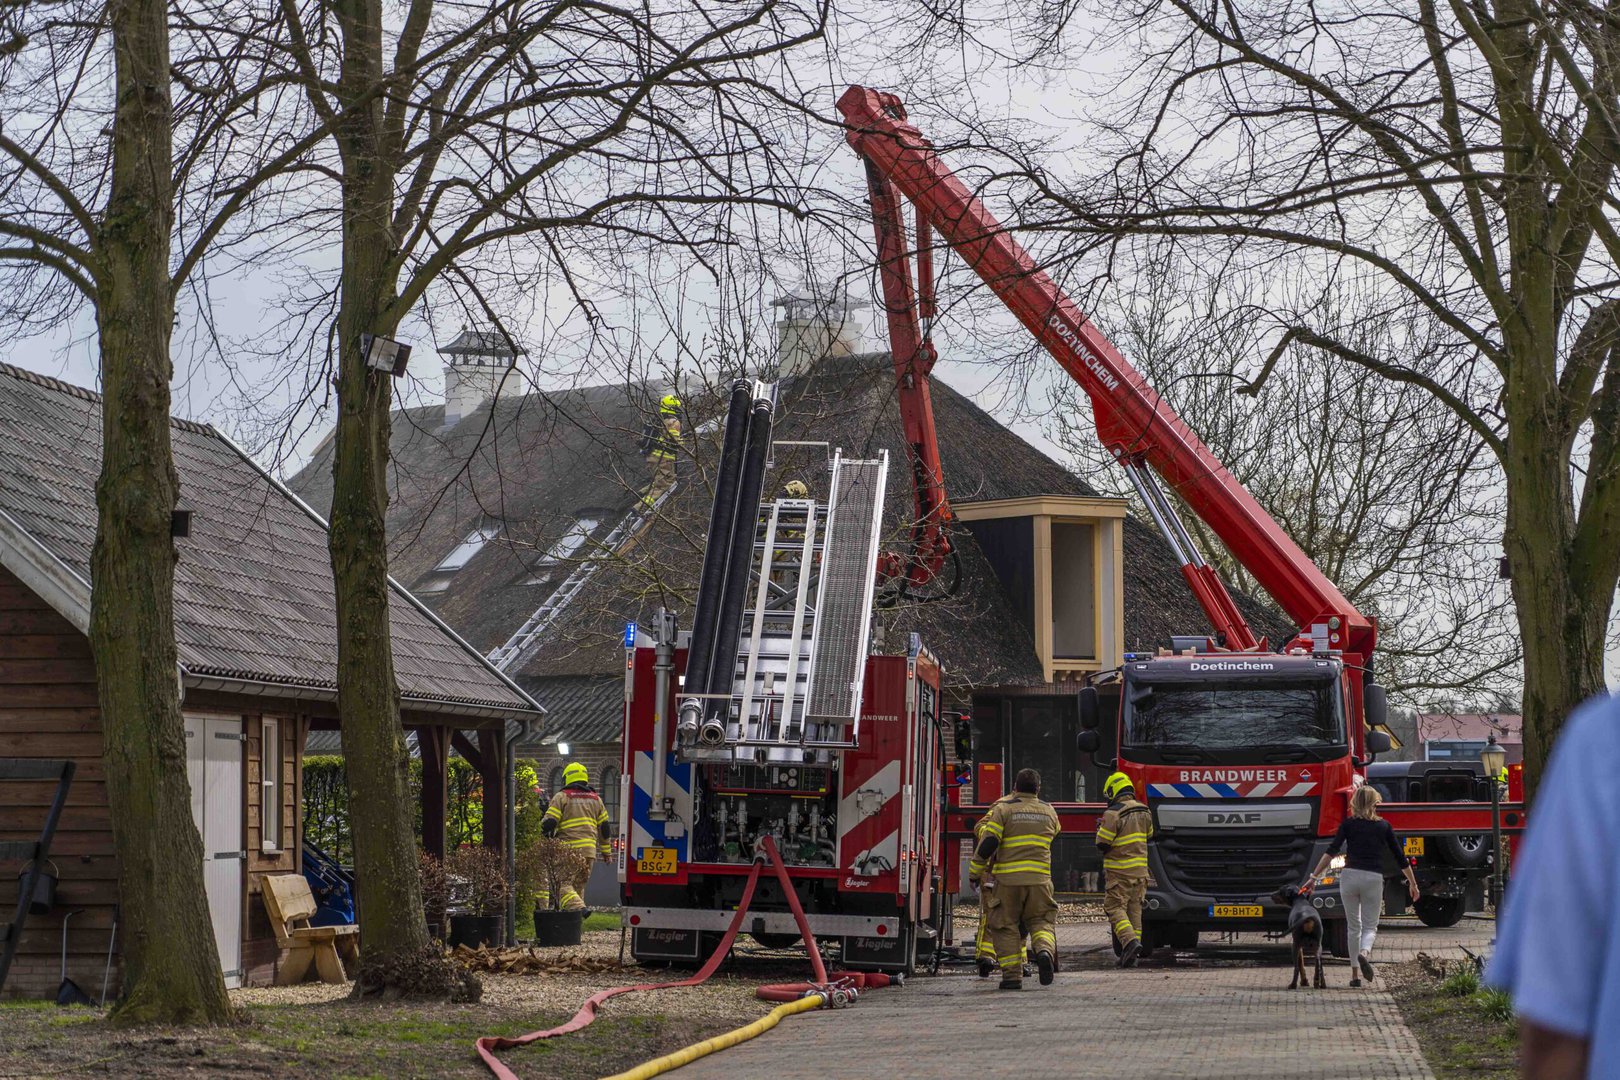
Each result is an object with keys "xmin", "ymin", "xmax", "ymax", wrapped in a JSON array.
[
  {"xmin": 1501, "ymin": 317, "xmax": 1609, "ymax": 802},
  {"xmin": 92, "ymin": 0, "xmax": 231, "ymax": 1026},
  {"xmin": 326, "ymin": 0, "xmax": 439, "ymax": 994}
]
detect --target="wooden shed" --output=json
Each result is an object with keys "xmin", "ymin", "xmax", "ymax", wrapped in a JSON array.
[{"xmin": 0, "ymin": 363, "xmax": 542, "ymax": 998}]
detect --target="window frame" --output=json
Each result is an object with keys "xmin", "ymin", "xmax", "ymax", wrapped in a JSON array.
[{"xmin": 260, "ymin": 716, "xmax": 281, "ymax": 853}]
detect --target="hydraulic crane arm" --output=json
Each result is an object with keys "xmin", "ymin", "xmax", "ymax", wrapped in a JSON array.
[
  {"xmin": 861, "ymin": 157, "xmax": 955, "ymax": 592},
  {"xmin": 838, "ymin": 85, "xmax": 1374, "ymax": 659}
]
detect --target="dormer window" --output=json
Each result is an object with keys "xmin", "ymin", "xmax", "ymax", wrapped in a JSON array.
[{"xmin": 437, "ymin": 523, "xmax": 501, "ymax": 572}]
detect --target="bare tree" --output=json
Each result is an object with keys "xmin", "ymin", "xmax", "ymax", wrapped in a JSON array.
[
  {"xmin": 954, "ymin": 0, "xmax": 1620, "ymax": 795},
  {"xmin": 1048, "ymin": 247, "xmax": 1520, "ymax": 701},
  {"xmin": 254, "ymin": 0, "xmax": 837, "ymax": 995},
  {"xmin": 0, "ymin": 0, "xmax": 297, "ymax": 1023}
]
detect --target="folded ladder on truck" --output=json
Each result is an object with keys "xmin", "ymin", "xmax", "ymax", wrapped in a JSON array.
[{"xmin": 0, "ymin": 759, "xmax": 76, "ymax": 995}]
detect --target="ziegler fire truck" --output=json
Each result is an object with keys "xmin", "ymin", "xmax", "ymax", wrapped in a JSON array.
[
  {"xmin": 617, "ymin": 381, "xmax": 950, "ymax": 974},
  {"xmin": 836, "ymin": 85, "xmax": 1525, "ymax": 956}
]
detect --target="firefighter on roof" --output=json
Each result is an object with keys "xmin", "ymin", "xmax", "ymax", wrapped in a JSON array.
[
  {"xmin": 540, "ymin": 762, "xmax": 611, "ymax": 911},
  {"xmin": 969, "ymin": 767, "xmax": 1060, "ymax": 990},
  {"xmin": 1097, "ymin": 770, "xmax": 1155, "ymax": 968},
  {"xmin": 641, "ymin": 393, "xmax": 683, "ymax": 508}
]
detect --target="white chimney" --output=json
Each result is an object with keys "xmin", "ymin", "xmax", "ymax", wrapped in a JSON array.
[
  {"xmin": 441, "ymin": 328, "xmax": 519, "ymax": 427},
  {"xmin": 773, "ymin": 291, "xmax": 865, "ymax": 378}
]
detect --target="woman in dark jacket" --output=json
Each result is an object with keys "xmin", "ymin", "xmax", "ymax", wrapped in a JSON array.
[{"xmin": 1312, "ymin": 785, "xmax": 1421, "ymax": 986}]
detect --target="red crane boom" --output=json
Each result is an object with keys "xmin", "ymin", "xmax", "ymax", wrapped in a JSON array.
[{"xmin": 839, "ymin": 85, "xmax": 1374, "ymax": 660}]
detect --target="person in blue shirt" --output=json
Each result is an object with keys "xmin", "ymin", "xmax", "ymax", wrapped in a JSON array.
[{"xmin": 1486, "ymin": 693, "xmax": 1619, "ymax": 1079}]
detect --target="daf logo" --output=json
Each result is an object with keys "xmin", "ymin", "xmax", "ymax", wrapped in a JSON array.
[{"xmin": 1208, "ymin": 812, "xmax": 1262, "ymax": 825}]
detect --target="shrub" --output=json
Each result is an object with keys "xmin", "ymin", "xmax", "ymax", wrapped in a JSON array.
[
  {"xmin": 518, "ymin": 837, "xmax": 580, "ymax": 912},
  {"xmin": 446, "ymin": 845, "xmax": 510, "ymax": 917},
  {"xmin": 419, "ymin": 851, "xmax": 449, "ymax": 928}
]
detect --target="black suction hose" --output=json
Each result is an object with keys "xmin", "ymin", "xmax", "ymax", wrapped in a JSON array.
[
  {"xmin": 701, "ymin": 392, "xmax": 775, "ymax": 738},
  {"xmin": 680, "ymin": 380, "xmax": 753, "ymax": 732}
]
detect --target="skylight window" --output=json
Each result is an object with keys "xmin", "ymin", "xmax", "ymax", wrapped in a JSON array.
[
  {"xmin": 540, "ymin": 518, "xmax": 599, "ymax": 565},
  {"xmin": 436, "ymin": 524, "xmax": 501, "ymax": 572}
]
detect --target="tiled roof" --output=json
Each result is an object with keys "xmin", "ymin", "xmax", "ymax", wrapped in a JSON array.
[
  {"xmin": 512, "ymin": 674, "xmax": 624, "ymax": 745},
  {"xmin": 0, "ymin": 362, "xmax": 541, "ymax": 719}
]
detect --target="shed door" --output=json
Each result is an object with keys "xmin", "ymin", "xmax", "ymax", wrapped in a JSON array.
[{"xmin": 185, "ymin": 715, "xmax": 245, "ymax": 987}]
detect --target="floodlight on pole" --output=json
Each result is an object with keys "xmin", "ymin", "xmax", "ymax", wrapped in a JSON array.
[
  {"xmin": 1481, "ymin": 735, "xmax": 1506, "ymax": 909},
  {"xmin": 361, "ymin": 333, "xmax": 412, "ymax": 377}
]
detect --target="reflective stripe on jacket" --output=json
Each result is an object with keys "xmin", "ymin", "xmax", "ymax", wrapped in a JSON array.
[
  {"xmin": 969, "ymin": 792, "xmax": 1060, "ymax": 885},
  {"xmin": 544, "ymin": 786, "xmax": 610, "ymax": 856},
  {"xmin": 648, "ymin": 415, "xmax": 682, "ymax": 461},
  {"xmin": 1097, "ymin": 797, "xmax": 1154, "ymax": 879}
]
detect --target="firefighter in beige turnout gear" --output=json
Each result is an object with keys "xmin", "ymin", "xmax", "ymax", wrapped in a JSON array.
[
  {"xmin": 1097, "ymin": 770, "xmax": 1155, "ymax": 967},
  {"xmin": 972, "ymin": 813, "xmax": 1027, "ymax": 978},
  {"xmin": 970, "ymin": 768, "xmax": 1061, "ymax": 990},
  {"xmin": 539, "ymin": 762, "xmax": 612, "ymax": 911}
]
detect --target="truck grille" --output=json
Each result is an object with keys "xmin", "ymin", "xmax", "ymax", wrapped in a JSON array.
[{"xmin": 1157, "ymin": 832, "xmax": 1314, "ymax": 898}]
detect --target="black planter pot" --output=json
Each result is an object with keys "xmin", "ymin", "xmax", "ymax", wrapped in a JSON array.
[
  {"xmin": 447, "ymin": 913, "xmax": 503, "ymax": 949},
  {"xmin": 534, "ymin": 908, "xmax": 585, "ymax": 947}
]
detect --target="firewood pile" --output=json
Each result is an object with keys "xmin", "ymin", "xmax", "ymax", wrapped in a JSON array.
[{"xmin": 450, "ymin": 944, "xmax": 626, "ymax": 976}]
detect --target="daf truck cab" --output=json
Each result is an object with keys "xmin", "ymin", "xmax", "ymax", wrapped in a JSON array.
[{"xmin": 1079, "ymin": 650, "xmax": 1392, "ymax": 956}]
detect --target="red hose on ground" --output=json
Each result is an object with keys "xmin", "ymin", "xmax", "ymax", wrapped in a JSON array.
[{"xmin": 476, "ymin": 836, "xmax": 891, "ymax": 1079}]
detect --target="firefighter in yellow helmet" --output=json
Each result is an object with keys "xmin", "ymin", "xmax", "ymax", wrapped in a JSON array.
[
  {"xmin": 783, "ymin": 479, "xmax": 809, "ymax": 499},
  {"xmin": 969, "ymin": 767, "xmax": 1060, "ymax": 989},
  {"xmin": 641, "ymin": 393, "xmax": 683, "ymax": 508},
  {"xmin": 1097, "ymin": 770, "xmax": 1155, "ymax": 967},
  {"xmin": 539, "ymin": 762, "xmax": 611, "ymax": 911},
  {"xmin": 971, "ymin": 809, "xmax": 1028, "ymax": 978}
]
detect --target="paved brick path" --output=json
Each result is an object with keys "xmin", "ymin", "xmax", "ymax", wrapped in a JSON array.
[{"xmin": 680, "ymin": 916, "xmax": 1496, "ymax": 1079}]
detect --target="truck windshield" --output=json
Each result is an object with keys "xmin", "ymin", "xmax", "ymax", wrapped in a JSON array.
[{"xmin": 1123, "ymin": 680, "xmax": 1345, "ymax": 750}]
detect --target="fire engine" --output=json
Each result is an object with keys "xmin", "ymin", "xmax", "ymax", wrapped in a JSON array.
[
  {"xmin": 617, "ymin": 381, "xmax": 950, "ymax": 973},
  {"xmin": 836, "ymin": 85, "xmax": 1525, "ymax": 956}
]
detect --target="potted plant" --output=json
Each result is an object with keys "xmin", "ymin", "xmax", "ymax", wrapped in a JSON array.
[
  {"xmin": 519, "ymin": 838, "xmax": 586, "ymax": 946},
  {"xmin": 420, "ymin": 851, "xmax": 449, "ymax": 942},
  {"xmin": 445, "ymin": 845, "xmax": 510, "ymax": 949}
]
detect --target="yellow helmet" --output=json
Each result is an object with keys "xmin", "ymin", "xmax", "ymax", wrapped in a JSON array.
[
  {"xmin": 563, "ymin": 762, "xmax": 589, "ymax": 787},
  {"xmin": 660, "ymin": 393, "xmax": 681, "ymax": 414},
  {"xmin": 784, "ymin": 480, "xmax": 809, "ymax": 498},
  {"xmin": 1103, "ymin": 771, "xmax": 1135, "ymax": 801}
]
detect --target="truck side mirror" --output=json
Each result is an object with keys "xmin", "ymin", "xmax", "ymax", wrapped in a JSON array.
[
  {"xmin": 954, "ymin": 716, "xmax": 973, "ymax": 764},
  {"xmin": 1363, "ymin": 683, "xmax": 1388, "ymax": 730},
  {"xmin": 1078, "ymin": 686, "xmax": 1100, "ymax": 731},
  {"xmin": 1077, "ymin": 729, "xmax": 1101, "ymax": 755},
  {"xmin": 1365, "ymin": 729, "xmax": 1392, "ymax": 756}
]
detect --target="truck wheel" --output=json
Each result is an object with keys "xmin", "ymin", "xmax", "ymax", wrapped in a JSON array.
[
  {"xmin": 1414, "ymin": 897, "xmax": 1467, "ymax": 928},
  {"xmin": 1326, "ymin": 919, "xmax": 1349, "ymax": 959},
  {"xmin": 1436, "ymin": 801, "xmax": 1490, "ymax": 868}
]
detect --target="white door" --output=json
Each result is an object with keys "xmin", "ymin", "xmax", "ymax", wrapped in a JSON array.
[{"xmin": 185, "ymin": 715, "xmax": 245, "ymax": 987}]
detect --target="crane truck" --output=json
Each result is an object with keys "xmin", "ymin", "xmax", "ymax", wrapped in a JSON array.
[{"xmin": 837, "ymin": 85, "xmax": 1523, "ymax": 955}]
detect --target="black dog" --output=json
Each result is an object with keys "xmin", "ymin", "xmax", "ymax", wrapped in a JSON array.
[{"xmin": 1272, "ymin": 883, "xmax": 1326, "ymax": 989}]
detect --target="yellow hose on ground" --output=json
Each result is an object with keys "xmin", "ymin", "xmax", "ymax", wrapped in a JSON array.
[{"xmin": 598, "ymin": 993, "xmax": 826, "ymax": 1080}]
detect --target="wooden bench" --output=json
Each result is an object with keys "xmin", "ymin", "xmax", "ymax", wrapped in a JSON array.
[{"xmin": 261, "ymin": 873, "xmax": 360, "ymax": 985}]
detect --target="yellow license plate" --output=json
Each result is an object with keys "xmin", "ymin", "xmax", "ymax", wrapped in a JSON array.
[
  {"xmin": 1404, "ymin": 837, "xmax": 1425, "ymax": 856},
  {"xmin": 1209, "ymin": 904, "xmax": 1263, "ymax": 918},
  {"xmin": 637, "ymin": 847, "xmax": 676, "ymax": 875}
]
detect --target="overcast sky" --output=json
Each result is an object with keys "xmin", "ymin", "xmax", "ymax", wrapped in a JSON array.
[{"xmin": 1, "ymin": 4, "xmax": 1614, "ymax": 690}]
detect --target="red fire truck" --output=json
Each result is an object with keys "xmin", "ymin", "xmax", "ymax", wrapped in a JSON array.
[
  {"xmin": 617, "ymin": 382, "xmax": 951, "ymax": 974},
  {"xmin": 837, "ymin": 85, "xmax": 1525, "ymax": 955}
]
